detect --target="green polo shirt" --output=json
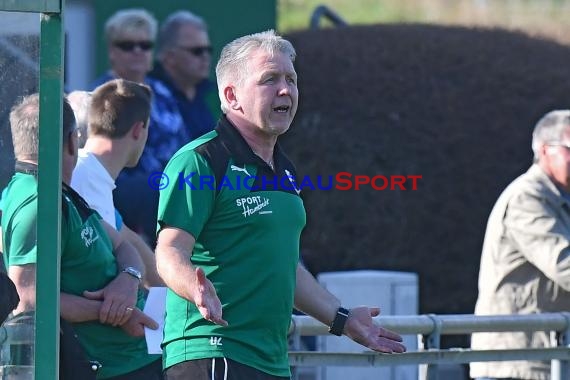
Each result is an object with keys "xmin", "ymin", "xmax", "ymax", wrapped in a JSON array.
[
  {"xmin": 158, "ymin": 116, "xmax": 306, "ymax": 377},
  {"xmin": 1, "ymin": 173, "xmax": 158, "ymax": 378},
  {"xmin": 2, "ymin": 173, "xmax": 37, "ymax": 268}
]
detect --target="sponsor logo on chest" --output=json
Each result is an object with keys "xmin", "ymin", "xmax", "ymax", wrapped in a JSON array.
[
  {"xmin": 235, "ymin": 196, "xmax": 272, "ymax": 218},
  {"xmin": 80, "ymin": 225, "xmax": 100, "ymax": 247}
]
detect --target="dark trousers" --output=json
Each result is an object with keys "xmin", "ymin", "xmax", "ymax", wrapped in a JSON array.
[
  {"xmin": 164, "ymin": 358, "xmax": 290, "ymax": 380},
  {"xmin": 106, "ymin": 359, "xmax": 163, "ymax": 380}
]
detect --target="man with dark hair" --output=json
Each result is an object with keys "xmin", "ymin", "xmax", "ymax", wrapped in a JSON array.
[{"xmin": 2, "ymin": 94, "xmax": 163, "ymax": 379}]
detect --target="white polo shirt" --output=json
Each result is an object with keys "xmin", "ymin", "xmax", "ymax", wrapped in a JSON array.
[{"xmin": 71, "ymin": 149, "xmax": 116, "ymax": 228}]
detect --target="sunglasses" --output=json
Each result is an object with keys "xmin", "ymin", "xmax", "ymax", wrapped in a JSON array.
[
  {"xmin": 114, "ymin": 40, "xmax": 154, "ymax": 52},
  {"xmin": 177, "ymin": 45, "xmax": 213, "ymax": 57}
]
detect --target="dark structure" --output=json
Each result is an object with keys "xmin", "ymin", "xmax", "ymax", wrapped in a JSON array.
[{"xmin": 283, "ymin": 24, "xmax": 570, "ymax": 321}]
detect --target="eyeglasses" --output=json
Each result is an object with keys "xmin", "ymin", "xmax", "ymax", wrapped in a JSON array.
[
  {"xmin": 114, "ymin": 40, "xmax": 154, "ymax": 52},
  {"xmin": 176, "ymin": 45, "xmax": 213, "ymax": 57}
]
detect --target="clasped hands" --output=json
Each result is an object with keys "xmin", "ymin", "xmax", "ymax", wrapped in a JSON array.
[{"xmin": 83, "ymin": 272, "xmax": 158, "ymax": 337}]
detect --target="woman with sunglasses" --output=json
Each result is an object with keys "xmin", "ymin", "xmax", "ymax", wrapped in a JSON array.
[{"xmin": 91, "ymin": 9, "xmax": 157, "ymax": 88}]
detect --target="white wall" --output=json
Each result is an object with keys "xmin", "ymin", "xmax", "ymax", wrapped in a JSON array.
[{"xmin": 64, "ymin": 0, "xmax": 95, "ymax": 91}]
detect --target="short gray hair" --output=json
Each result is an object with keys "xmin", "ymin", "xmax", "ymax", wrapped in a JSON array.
[
  {"xmin": 67, "ymin": 90, "xmax": 92, "ymax": 148},
  {"xmin": 157, "ymin": 10, "xmax": 207, "ymax": 56},
  {"xmin": 215, "ymin": 30, "xmax": 296, "ymax": 113},
  {"xmin": 532, "ymin": 110, "xmax": 570, "ymax": 160},
  {"xmin": 10, "ymin": 94, "xmax": 76, "ymax": 161},
  {"xmin": 104, "ymin": 8, "xmax": 157, "ymax": 44}
]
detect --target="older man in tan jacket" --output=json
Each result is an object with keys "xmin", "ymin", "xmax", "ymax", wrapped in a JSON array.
[{"xmin": 471, "ymin": 110, "xmax": 570, "ymax": 380}]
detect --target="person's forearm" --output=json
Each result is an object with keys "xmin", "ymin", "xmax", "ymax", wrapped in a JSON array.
[
  {"xmin": 60, "ymin": 292, "xmax": 102, "ymax": 322},
  {"xmin": 156, "ymin": 245, "xmax": 199, "ymax": 303},
  {"xmin": 122, "ymin": 226, "xmax": 164, "ymax": 287},
  {"xmin": 8, "ymin": 265, "xmax": 36, "ymax": 315},
  {"xmin": 294, "ymin": 264, "xmax": 341, "ymax": 326},
  {"xmin": 114, "ymin": 239, "xmax": 146, "ymax": 277}
]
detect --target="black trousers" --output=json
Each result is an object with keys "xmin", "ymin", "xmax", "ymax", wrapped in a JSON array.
[
  {"xmin": 164, "ymin": 358, "xmax": 290, "ymax": 380},
  {"xmin": 106, "ymin": 359, "xmax": 163, "ymax": 380}
]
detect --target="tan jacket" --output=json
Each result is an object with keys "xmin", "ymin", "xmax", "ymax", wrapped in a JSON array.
[{"xmin": 471, "ymin": 164, "xmax": 570, "ymax": 380}]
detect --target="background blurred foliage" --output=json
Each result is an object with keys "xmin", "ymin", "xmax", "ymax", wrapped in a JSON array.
[{"xmin": 278, "ymin": 0, "xmax": 570, "ymax": 44}]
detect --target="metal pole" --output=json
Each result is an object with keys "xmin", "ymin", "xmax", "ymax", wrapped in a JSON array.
[
  {"xmin": 290, "ymin": 318, "xmax": 301, "ymax": 380},
  {"xmin": 36, "ymin": 2, "xmax": 65, "ymax": 379},
  {"xmin": 551, "ymin": 312, "xmax": 570, "ymax": 380},
  {"xmin": 424, "ymin": 314, "xmax": 441, "ymax": 380}
]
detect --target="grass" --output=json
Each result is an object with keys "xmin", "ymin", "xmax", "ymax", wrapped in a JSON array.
[
  {"xmin": 277, "ymin": 0, "xmax": 422, "ymax": 32},
  {"xmin": 277, "ymin": 0, "xmax": 570, "ymax": 44}
]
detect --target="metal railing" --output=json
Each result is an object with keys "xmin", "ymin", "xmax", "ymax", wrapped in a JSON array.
[
  {"xmin": 4, "ymin": 312, "xmax": 570, "ymax": 379},
  {"xmin": 288, "ymin": 312, "xmax": 570, "ymax": 380}
]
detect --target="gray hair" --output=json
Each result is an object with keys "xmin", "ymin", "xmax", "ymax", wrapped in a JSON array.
[
  {"xmin": 104, "ymin": 8, "xmax": 157, "ymax": 44},
  {"xmin": 532, "ymin": 110, "xmax": 570, "ymax": 160},
  {"xmin": 215, "ymin": 30, "xmax": 296, "ymax": 113},
  {"xmin": 157, "ymin": 10, "xmax": 207, "ymax": 56},
  {"xmin": 10, "ymin": 94, "xmax": 76, "ymax": 161},
  {"xmin": 67, "ymin": 90, "xmax": 92, "ymax": 148}
]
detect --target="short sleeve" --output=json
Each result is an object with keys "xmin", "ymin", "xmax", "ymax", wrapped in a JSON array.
[
  {"xmin": 157, "ymin": 150, "xmax": 216, "ymax": 239},
  {"xmin": 6, "ymin": 200, "xmax": 37, "ymax": 266}
]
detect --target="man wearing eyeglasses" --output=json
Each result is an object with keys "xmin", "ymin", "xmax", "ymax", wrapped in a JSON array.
[
  {"xmin": 471, "ymin": 110, "xmax": 570, "ymax": 380},
  {"xmin": 149, "ymin": 10, "xmax": 216, "ymax": 141}
]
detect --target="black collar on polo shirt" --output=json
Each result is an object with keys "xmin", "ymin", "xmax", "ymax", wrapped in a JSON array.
[
  {"xmin": 15, "ymin": 161, "xmax": 38, "ymax": 176},
  {"xmin": 214, "ymin": 115, "xmax": 291, "ymax": 174}
]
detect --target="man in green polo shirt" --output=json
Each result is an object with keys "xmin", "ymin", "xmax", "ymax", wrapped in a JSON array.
[
  {"xmin": 2, "ymin": 94, "xmax": 163, "ymax": 379},
  {"xmin": 156, "ymin": 30, "xmax": 406, "ymax": 380}
]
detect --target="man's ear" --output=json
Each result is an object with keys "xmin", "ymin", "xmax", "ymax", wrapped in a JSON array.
[
  {"xmin": 66, "ymin": 131, "xmax": 77, "ymax": 156},
  {"xmin": 131, "ymin": 121, "xmax": 146, "ymax": 140},
  {"xmin": 544, "ymin": 144, "xmax": 558, "ymax": 157},
  {"xmin": 224, "ymin": 86, "xmax": 240, "ymax": 110}
]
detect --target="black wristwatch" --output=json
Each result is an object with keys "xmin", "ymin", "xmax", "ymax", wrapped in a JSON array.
[
  {"xmin": 121, "ymin": 266, "xmax": 142, "ymax": 282},
  {"xmin": 328, "ymin": 306, "xmax": 350, "ymax": 336}
]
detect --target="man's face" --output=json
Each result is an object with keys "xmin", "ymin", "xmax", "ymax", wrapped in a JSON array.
[
  {"xmin": 108, "ymin": 29, "xmax": 154, "ymax": 80},
  {"xmin": 542, "ymin": 128, "xmax": 570, "ymax": 192},
  {"xmin": 231, "ymin": 48, "xmax": 298, "ymax": 137},
  {"xmin": 168, "ymin": 24, "xmax": 211, "ymax": 84}
]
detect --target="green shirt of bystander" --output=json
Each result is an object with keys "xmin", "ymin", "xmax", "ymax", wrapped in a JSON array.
[{"xmin": 1, "ymin": 173, "xmax": 158, "ymax": 379}]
